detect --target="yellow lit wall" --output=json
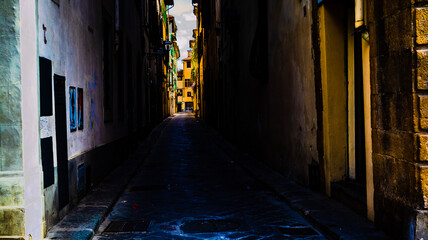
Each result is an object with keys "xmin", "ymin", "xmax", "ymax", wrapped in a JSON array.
[{"xmin": 182, "ymin": 58, "xmax": 194, "ymax": 104}]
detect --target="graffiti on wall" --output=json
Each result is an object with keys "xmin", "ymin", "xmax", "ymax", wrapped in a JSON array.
[
  {"xmin": 69, "ymin": 86, "xmax": 76, "ymax": 131},
  {"xmin": 78, "ymin": 88, "xmax": 84, "ymax": 130}
]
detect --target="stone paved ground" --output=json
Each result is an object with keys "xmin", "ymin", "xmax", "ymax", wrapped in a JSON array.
[{"xmin": 93, "ymin": 113, "xmax": 326, "ymax": 240}]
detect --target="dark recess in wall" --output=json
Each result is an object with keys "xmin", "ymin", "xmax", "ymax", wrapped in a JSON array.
[
  {"xmin": 41, "ymin": 137, "xmax": 54, "ymax": 188},
  {"xmin": 39, "ymin": 57, "xmax": 53, "ymax": 116},
  {"xmin": 54, "ymin": 74, "xmax": 70, "ymax": 210}
]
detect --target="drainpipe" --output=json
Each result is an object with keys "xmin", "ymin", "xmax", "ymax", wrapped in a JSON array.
[{"xmin": 355, "ymin": 0, "xmax": 364, "ymax": 29}]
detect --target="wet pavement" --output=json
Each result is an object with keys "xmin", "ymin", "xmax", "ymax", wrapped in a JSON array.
[{"xmin": 93, "ymin": 113, "xmax": 326, "ymax": 240}]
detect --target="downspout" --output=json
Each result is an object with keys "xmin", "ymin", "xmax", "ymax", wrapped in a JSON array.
[
  {"xmin": 355, "ymin": 0, "xmax": 363, "ymax": 28},
  {"xmin": 355, "ymin": 0, "xmax": 375, "ymax": 221}
]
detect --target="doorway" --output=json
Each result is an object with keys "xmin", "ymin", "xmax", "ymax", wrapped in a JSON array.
[
  {"xmin": 353, "ymin": 32, "xmax": 366, "ymax": 185},
  {"xmin": 345, "ymin": 2, "xmax": 367, "ymax": 186},
  {"xmin": 54, "ymin": 74, "xmax": 69, "ymax": 210},
  {"xmin": 185, "ymin": 102, "xmax": 194, "ymax": 112},
  {"xmin": 177, "ymin": 102, "xmax": 182, "ymax": 112},
  {"xmin": 318, "ymin": 0, "xmax": 373, "ymax": 218}
]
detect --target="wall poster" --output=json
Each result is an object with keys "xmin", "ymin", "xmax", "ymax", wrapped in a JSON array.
[
  {"xmin": 77, "ymin": 88, "xmax": 84, "ymax": 130},
  {"xmin": 69, "ymin": 86, "xmax": 76, "ymax": 131}
]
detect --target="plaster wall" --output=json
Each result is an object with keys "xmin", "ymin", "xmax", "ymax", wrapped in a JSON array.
[
  {"xmin": 318, "ymin": 3, "xmax": 348, "ymax": 195},
  {"xmin": 21, "ymin": 0, "xmax": 44, "ymax": 239},
  {"xmin": 38, "ymin": 0, "xmax": 125, "ymax": 160},
  {"xmin": 119, "ymin": 0, "xmax": 147, "ymax": 132},
  {"xmin": 218, "ymin": 0, "xmax": 318, "ymax": 185},
  {"xmin": 37, "ymin": 0, "xmax": 119, "ymax": 230},
  {"xmin": 265, "ymin": 0, "xmax": 318, "ymax": 184},
  {"xmin": 0, "ymin": 0, "xmax": 159, "ymax": 237},
  {"xmin": 183, "ymin": 60, "xmax": 191, "ymax": 80},
  {"xmin": 182, "ymin": 60, "xmax": 193, "ymax": 104},
  {"xmin": 0, "ymin": 0, "xmax": 45, "ymax": 238},
  {"xmin": 36, "ymin": 0, "xmax": 150, "ymax": 232}
]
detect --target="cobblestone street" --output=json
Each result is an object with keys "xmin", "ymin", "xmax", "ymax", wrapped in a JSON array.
[{"xmin": 93, "ymin": 114, "xmax": 325, "ymax": 239}]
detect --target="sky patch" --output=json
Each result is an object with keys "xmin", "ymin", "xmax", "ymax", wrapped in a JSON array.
[{"xmin": 169, "ymin": 0, "xmax": 196, "ymax": 70}]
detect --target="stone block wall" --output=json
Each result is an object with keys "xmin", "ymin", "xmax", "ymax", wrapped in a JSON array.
[
  {"xmin": 0, "ymin": 0, "xmax": 22, "ymax": 171},
  {"xmin": 0, "ymin": 0, "xmax": 25, "ymax": 238},
  {"xmin": 414, "ymin": 1, "xmax": 428, "ymax": 238},
  {"xmin": 369, "ymin": 0, "xmax": 428, "ymax": 238}
]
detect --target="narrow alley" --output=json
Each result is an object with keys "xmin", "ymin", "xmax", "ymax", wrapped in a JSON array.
[{"xmin": 2, "ymin": 0, "xmax": 428, "ymax": 239}]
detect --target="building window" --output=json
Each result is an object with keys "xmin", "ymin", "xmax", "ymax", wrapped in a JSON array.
[
  {"xmin": 185, "ymin": 79, "xmax": 192, "ymax": 87},
  {"xmin": 186, "ymin": 61, "xmax": 191, "ymax": 68},
  {"xmin": 187, "ymin": 91, "xmax": 192, "ymax": 97},
  {"xmin": 177, "ymin": 89, "xmax": 183, "ymax": 96}
]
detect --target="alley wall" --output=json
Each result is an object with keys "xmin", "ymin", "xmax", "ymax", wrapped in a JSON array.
[
  {"xmin": 198, "ymin": 0, "xmax": 428, "ymax": 238},
  {"xmin": 0, "ymin": 0, "xmax": 27, "ymax": 237},
  {"xmin": 38, "ymin": 0, "xmax": 119, "ymax": 160},
  {"xmin": 0, "ymin": 0, "xmax": 172, "ymax": 238},
  {"xmin": 38, "ymin": 0, "xmax": 120, "ymax": 229},
  {"xmin": 369, "ymin": 0, "xmax": 428, "ymax": 238},
  {"xmin": 205, "ymin": 0, "xmax": 318, "ymax": 186},
  {"xmin": 265, "ymin": 0, "xmax": 318, "ymax": 185},
  {"xmin": 37, "ymin": 0, "xmax": 159, "ymax": 232}
]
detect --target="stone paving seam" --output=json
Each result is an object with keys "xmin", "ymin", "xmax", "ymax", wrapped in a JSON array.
[
  {"xmin": 45, "ymin": 117, "xmax": 173, "ymax": 240},
  {"xmin": 208, "ymin": 124, "xmax": 391, "ymax": 240}
]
